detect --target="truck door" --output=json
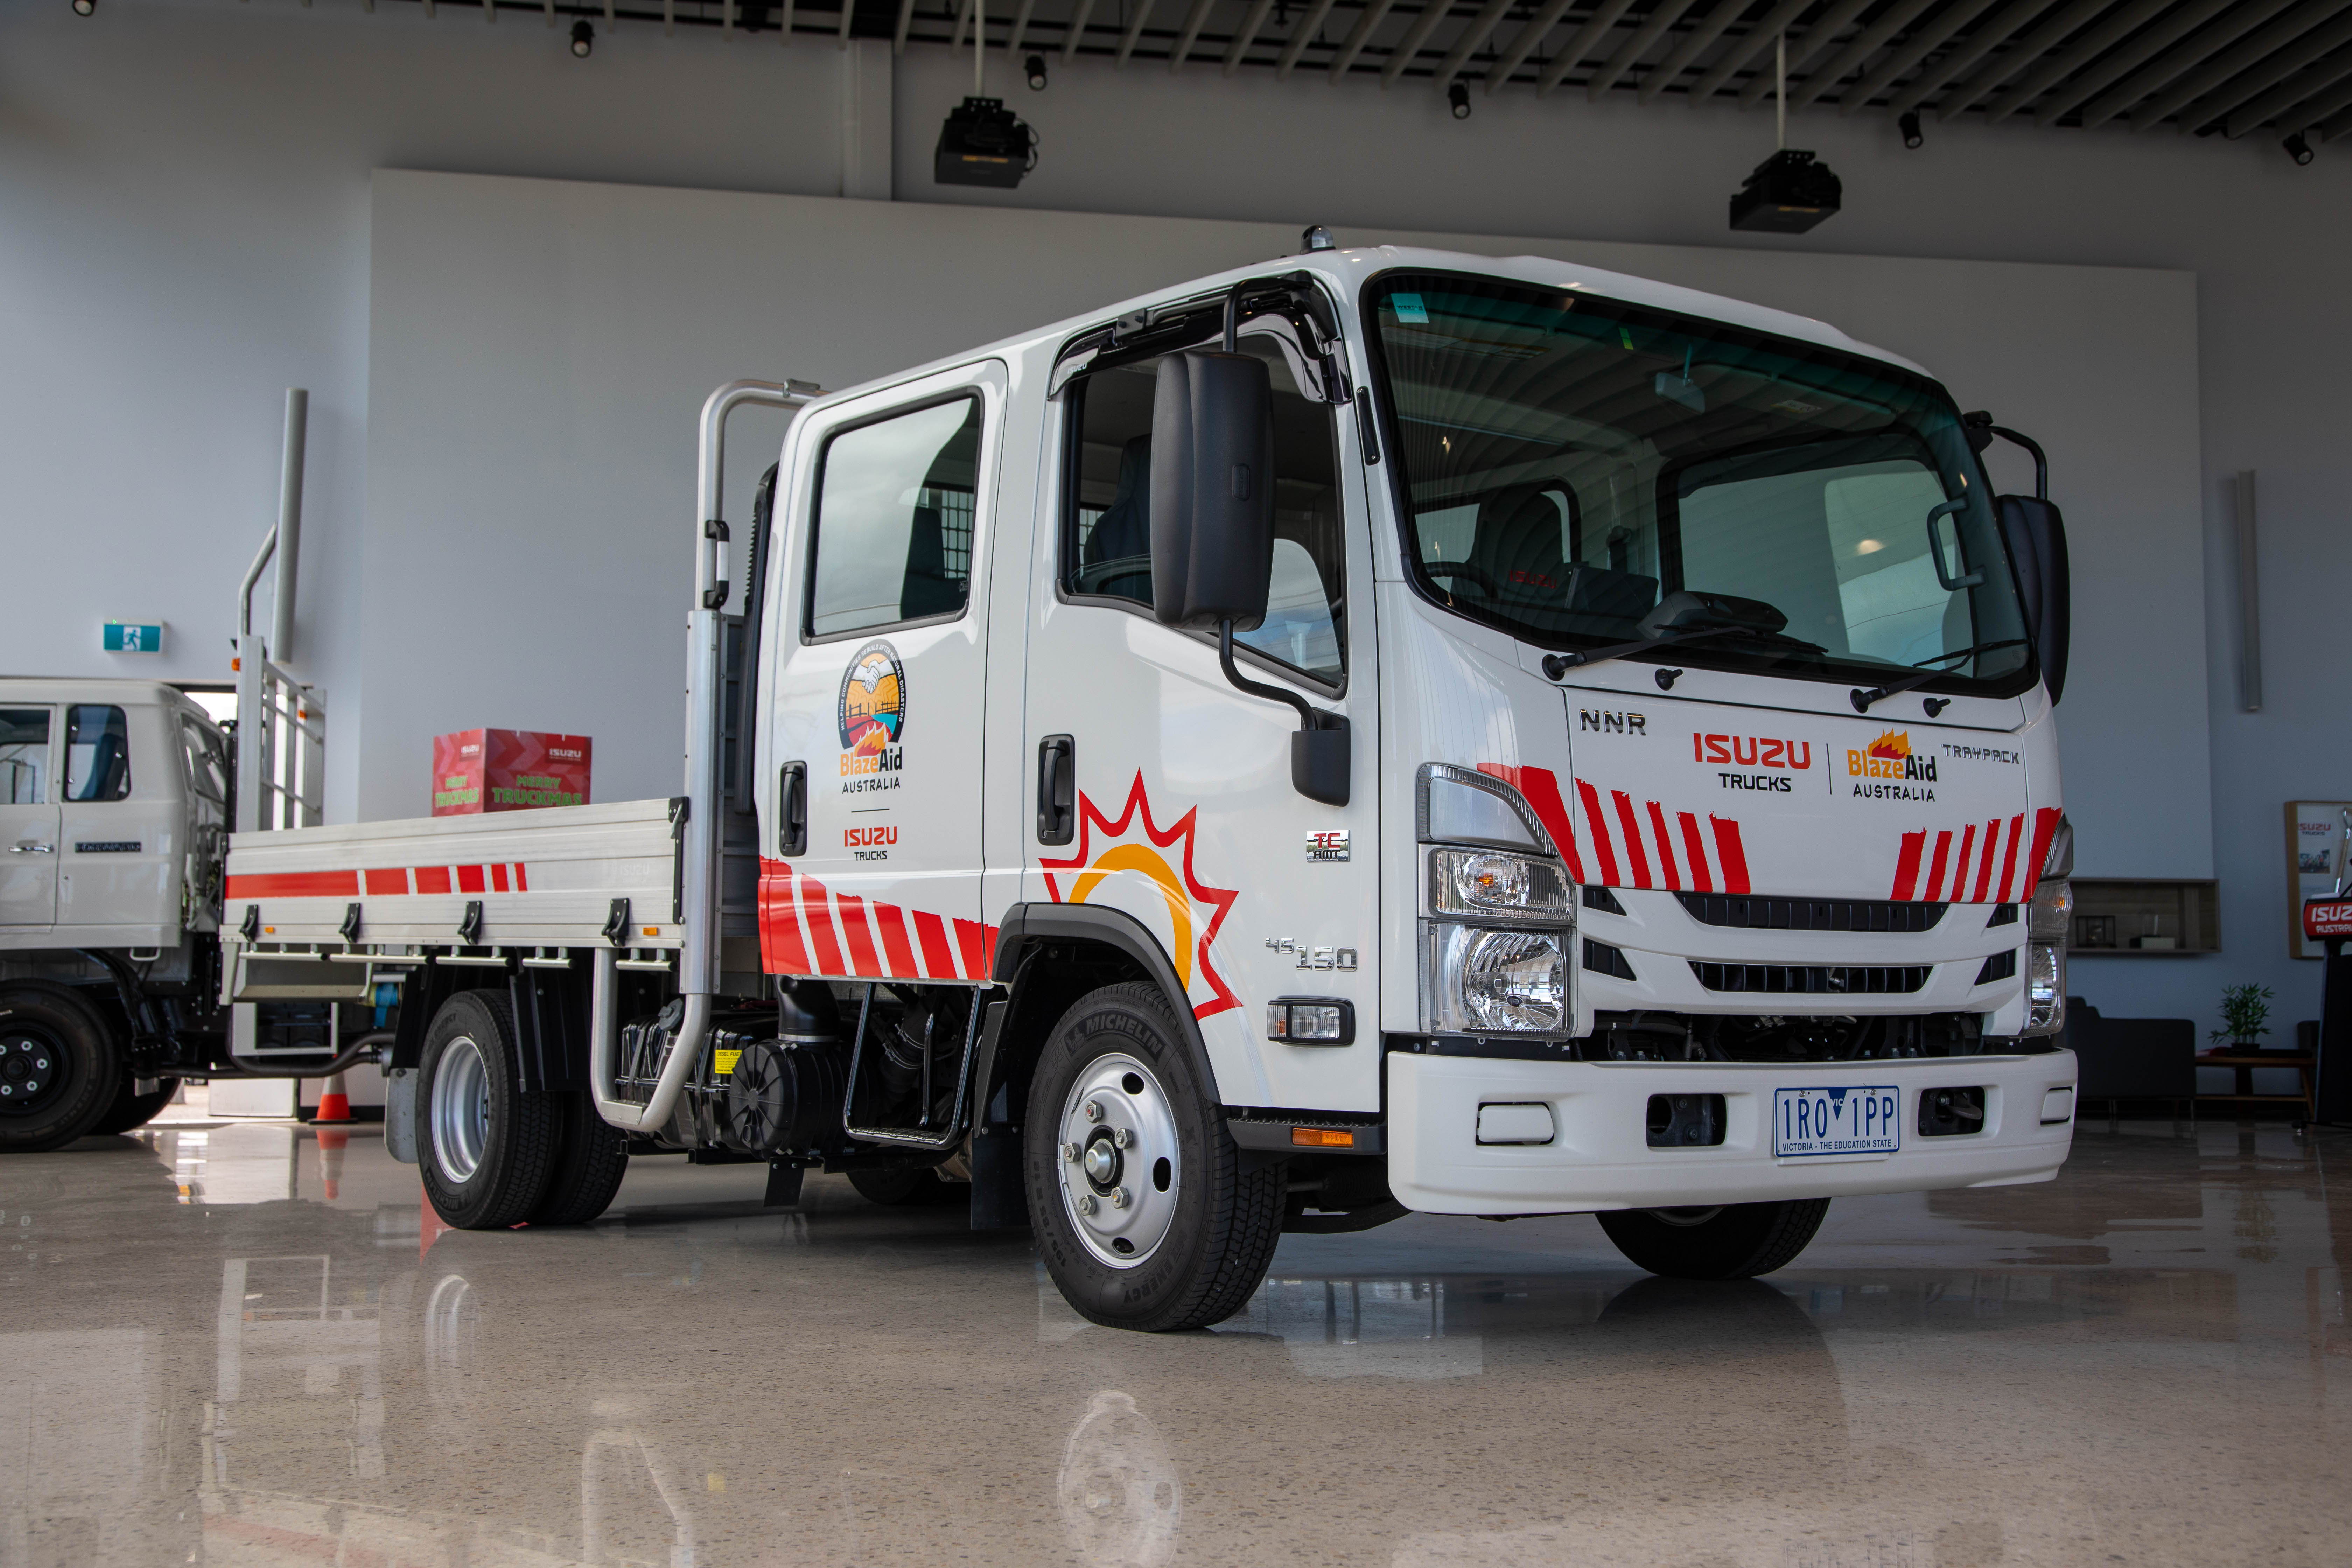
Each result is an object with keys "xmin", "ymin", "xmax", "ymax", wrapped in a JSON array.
[
  {"xmin": 0, "ymin": 706, "xmax": 59, "ymax": 928},
  {"xmin": 55, "ymin": 701, "xmax": 170, "ymax": 934},
  {"xmin": 759, "ymin": 362, "xmax": 1004, "ymax": 983},
  {"xmin": 1023, "ymin": 320, "xmax": 1381, "ymax": 1112}
]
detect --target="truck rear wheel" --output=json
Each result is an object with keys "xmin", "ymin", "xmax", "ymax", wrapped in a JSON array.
[
  {"xmin": 1024, "ymin": 982, "xmax": 1282, "ymax": 1332},
  {"xmin": 527, "ymin": 1092, "xmax": 629, "ymax": 1226},
  {"xmin": 418, "ymin": 991, "xmax": 558, "ymax": 1229},
  {"xmin": 1597, "ymin": 1198, "xmax": 1830, "ymax": 1280},
  {"xmin": 0, "ymin": 983, "xmax": 122, "ymax": 1153}
]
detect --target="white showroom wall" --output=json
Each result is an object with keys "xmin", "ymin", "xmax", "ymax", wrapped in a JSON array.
[{"xmin": 2, "ymin": 0, "xmax": 2347, "ymax": 1036}]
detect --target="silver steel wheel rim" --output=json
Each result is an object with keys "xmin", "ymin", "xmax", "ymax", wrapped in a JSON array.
[
  {"xmin": 431, "ymin": 1035, "xmax": 491, "ymax": 1185},
  {"xmin": 1058, "ymin": 1052, "xmax": 1182, "ymax": 1270}
]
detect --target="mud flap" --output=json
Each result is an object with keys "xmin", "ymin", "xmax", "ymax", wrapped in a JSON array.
[{"xmin": 385, "ymin": 1066, "xmax": 418, "ymax": 1164}]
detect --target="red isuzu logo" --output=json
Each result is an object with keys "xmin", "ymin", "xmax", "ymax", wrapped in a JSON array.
[
  {"xmin": 2305, "ymin": 900, "xmax": 2352, "ymax": 938},
  {"xmin": 1694, "ymin": 732, "xmax": 1813, "ymax": 770}
]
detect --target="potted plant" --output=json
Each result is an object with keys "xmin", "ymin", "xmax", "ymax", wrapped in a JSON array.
[{"xmin": 2210, "ymin": 983, "xmax": 2277, "ymax": 1053}]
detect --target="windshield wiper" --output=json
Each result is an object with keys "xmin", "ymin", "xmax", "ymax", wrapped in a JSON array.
[
  {"xmin": 1541, "ymin": 623, "xmax": 1759, "ymax": 679},
  {"xmin": 1849, "ymin": 639, "xmax": 2029, "ymax": 714}
]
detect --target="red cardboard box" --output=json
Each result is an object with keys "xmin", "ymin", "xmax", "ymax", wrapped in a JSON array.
[{"xmin": 431, "ymin": 730, "xmax": 593, "ymax": 816}]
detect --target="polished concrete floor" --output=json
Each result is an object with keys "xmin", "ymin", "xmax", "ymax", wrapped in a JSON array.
[{"xmin": 2, "ymin": 1107, "xmax": 2346, "ymax": 1568}]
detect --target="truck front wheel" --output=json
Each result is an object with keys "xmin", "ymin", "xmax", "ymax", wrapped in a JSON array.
[
  {"xmin": 0, "ymin": 983, "xmax": 121, "ymax": 1152},
  {"xmin": 1024, "ymin": 982, "xmax": 1282, "ymax": 1332},
  {"xmin": 1597, "ymin": 1198, "xmax": 1831, "ymax": 1280},
  {"xmin": 419, "ymin": 991, "xmax": 558, "ymax": 1229}
]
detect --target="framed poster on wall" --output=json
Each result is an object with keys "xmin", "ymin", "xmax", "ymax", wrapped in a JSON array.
[{"xmin": 2288, "ymin": 802, "xmax": 2352, "ymax": 959}]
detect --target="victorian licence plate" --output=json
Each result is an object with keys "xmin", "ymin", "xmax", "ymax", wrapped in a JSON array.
[{"xmin": 1773, "ymin": 1085, "xmax": 1902, "ymax": 1159}]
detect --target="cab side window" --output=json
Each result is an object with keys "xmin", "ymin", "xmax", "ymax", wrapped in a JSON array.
[
  {"xmin": 807, "ymin": 395, "xmax": 982, "ymax": 639},
  {"xmin": 0, "ymin": 709, "xmax": 50, "ymax": 804},
  {"xmin": 182, "ymin": 717, "xmax": 230, "ymax": 805},
  {"xmin": 1064, "ymin": 336, "xmax": 1346, "ymax": 682},
  {"xmin": 64, "ymin": 705, "xmax": 131, "ymax": 802}
]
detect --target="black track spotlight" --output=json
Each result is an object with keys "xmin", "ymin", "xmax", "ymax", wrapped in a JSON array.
[
  {"xmin": 1448, "ymin": 80, "xmax": 1471, "ymax": 120},
  {"xmin": 71, "ymin": 0, "xmax": 94, "ymax": 15},
  {"xmin": 2285, "ymin": 130, "xmax": 2316, "ymax": 166},
  {"xmin": 570, "ymin": 18, "xmax": 594, "ymax": 55},
  {"xmin": 1025, "ymin": 53, "xmax": 1048, "ymax": 91},
  {"xmin": 1899, "ymin": 111, "xmax": 1923, "ymax": 150}
]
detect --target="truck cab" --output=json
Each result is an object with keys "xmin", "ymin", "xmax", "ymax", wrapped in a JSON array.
[{"xmin": 213, "ymin": 243, "xmax": 2079, "ymax": 1332}]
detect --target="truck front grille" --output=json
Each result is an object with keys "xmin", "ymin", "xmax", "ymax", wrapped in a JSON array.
[
  {"xmin": 1689, "ymin": 961, "xmax": 1933, "ymax": 995},
  {"xmin": 1676, "ymin": 893, "xmax": 1944, "ymax": 932}
]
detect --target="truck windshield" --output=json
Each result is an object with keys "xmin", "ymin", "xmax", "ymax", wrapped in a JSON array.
[{"xmin": 1365, "ymin": 273, "xmax": 2034, "ymax": 694}]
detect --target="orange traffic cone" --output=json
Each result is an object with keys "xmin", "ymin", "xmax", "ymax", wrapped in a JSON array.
[{"xmin": 315, "ymin": 1070, "xmax": 352, "ymax": 1125}]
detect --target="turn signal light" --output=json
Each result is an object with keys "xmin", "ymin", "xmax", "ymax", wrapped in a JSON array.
[{"xmin": 1291, "ymin": 1127, "xmax": 1355, "ymax": 1148}]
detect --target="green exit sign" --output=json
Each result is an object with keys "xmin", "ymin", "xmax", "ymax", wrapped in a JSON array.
[{"xmin": 102, "ymin": 622, "xmax": 165, "ymax": 653}]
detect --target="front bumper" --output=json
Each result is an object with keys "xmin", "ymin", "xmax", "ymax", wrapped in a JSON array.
[{"xmin": 1387, "ymin": 1048, "xmax": 2076, "ymax": 1215}]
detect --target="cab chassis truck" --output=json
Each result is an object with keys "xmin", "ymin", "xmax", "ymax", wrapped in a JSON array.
[{"xmin": 65, "ymin": 244, "xmax": 2086, "ymax": 1330}]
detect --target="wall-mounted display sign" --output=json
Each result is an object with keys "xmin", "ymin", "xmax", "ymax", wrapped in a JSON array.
[
  {"xmin": 2288, "ymin": 800, "xmax": 2352, "ymax": 959},
  {"xmin": 102, "ymin": 621, "xmax": 165, "ymax": 653}
]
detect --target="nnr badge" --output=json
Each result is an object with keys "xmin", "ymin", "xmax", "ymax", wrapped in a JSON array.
[{"xmin": 1306, "ymin": 830, "xmax": 1350, "ymax": 862}]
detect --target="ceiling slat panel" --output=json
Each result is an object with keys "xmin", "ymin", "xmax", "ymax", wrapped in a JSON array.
[
  {"xmin": 1331, "ymin": 0, "xmax": 1406, "ymax": 77},
  {"xmin": 1640, "ymin": 0, "xmax": 1750, "ymax": 101},
  {"xmin": 1688, "ymin": 0, "xmax": 1813, "ymax": 100},
  {"xmin": 1738, "ymin": 0, "xmax": 1875, "ymax": 107},
  {"xmin": 2024, "ymin": 0, "xmax": 2231, "ymax": 122},
  {"xmin": 1978, "ymin": 0, "xmax": 2168, "ymax": 122},
  {"xmin": 1927, "ymin": 0, "xmax": 2109, "ymax": 120},
  {"xmin": 1840, "ymin": 0, "xmax": 2007, "ymax": 115},
  {"xmin": 1434, "ymin": 0, "xmax": 1521, "ymax": 91},
  {"xmin": 1168, "ymin": 0, "xmax": 1220, "ymax": 71},
  {"xmin": 1383, "ymin": 0, "xmax": 1466, "ymax": 84},
  {"xmin": 1484, "ymin": 0, "xmax": 1582, "ymax": 93},
  {"xmin": 1536, "ymin": 0, "xmax": 1644, "ymax": 95},
  {"xmin": 1275, "ymin": 0, "xmax": 1342, "ymax": 76},
  {"xmin": 1790, "ymin": 0, "xmax": 1941, "ymax": 108},
  {"xmin": 2132, "ymin": 1, "xmax": 2352, "ymax": 131},
  {"xmin": 1588, "ymin": 0, "xmax": 1707, "ymax": 100},
  {"xmin": 2224, "ymin": 43, "xmax": 2352, "ymax": 133},
  {"xmin": 2076, "ymin": 0, "xmax": 2299, "ymax": 129},
  {"xmin": 1223, "ymin": 0, "xmax": 1280, "ymax": 72}
]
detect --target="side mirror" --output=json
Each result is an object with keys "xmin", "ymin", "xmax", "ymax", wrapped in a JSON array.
[
  {"xmin": 1996, "ymin": 495, "xmax": 2070, "ymax": 704},
  {"xmin": 1149, "ymin": 351, "xmax": 1275, "ymax": 630},
  {"xmin": 1147, "ymin": 349, "xmax": 1349, "ymax": 806}
]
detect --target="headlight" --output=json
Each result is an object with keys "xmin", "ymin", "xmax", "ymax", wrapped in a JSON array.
[
  {"xmin": 1429, "ymin": 848, "xmax": 1571, "ymax": 923},
  {"xmin": 2029, "ymin": 877, "xmax": 2072, "ymax": 941},
  {"xmin": 2023, "ymin": 941, "xmax": 2065, "ymax": 1035},
  {"xmin": 1424, "ymin": 923, "xmax": 1568, "ymax": 1035}
]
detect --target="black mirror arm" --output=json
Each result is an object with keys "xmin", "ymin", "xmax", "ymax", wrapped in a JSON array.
[{"xmin": 1219, "ymin": 619, "xmax": 1324, "ymax": 731}]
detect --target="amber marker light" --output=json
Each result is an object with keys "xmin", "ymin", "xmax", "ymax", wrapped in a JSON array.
[{"xmin": 1292, "ymin": 1128, "xmax": 1355, "ymax": 1149}]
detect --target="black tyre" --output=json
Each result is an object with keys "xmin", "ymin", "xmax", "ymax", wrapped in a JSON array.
[
  {"xmin": 1597, "ymin": 1198, "xmax": 1831, "ymax": 1280},
  {"xmin": 527, "ymin": 1091, "xmax": 630, "ymax": 1225},
  {"xmin": 89, "ymin": 1076, "xmax": 183, "ymax": 1136},
  {"xmin": 1024, "ymin": 981, "xmax": 1283, "ymax": 1332},
  {"xmin": 0, "ymin": 983, "xmax": 122, "ymax": 1152},
  {"xmin": 847, "ymin": 1165, "xmax": 963, "ymax": 1206},
  {"xmin": 418, "ymin": 990, "xmax": 558, "ymax": 1229}
]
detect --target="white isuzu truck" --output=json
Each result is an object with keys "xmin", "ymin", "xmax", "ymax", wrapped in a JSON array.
[{"xmin": 69, "ymin": 240, "xmax": 2086, "ymax": 1330}]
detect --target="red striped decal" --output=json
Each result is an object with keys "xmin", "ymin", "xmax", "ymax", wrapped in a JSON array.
[
  {"xmin": 2023, "ymin": 807, "xmax": 2063, "ymax": 898},
  {"xmin": 1677, "ymin": 812, "xmax": 1713, "ymax": 894},
  {"xmin": 799, "ymin": 874, "xmax": 846, "ymax": 975},
  {"xmin": 1481, "ymin": 765, "xmax": 1586, "ymax": 883},
  {"xmin": 1952, "ymin": 825, "xmax": 1977, "ymax": 902},
  {"xmin": 1972, "ymin": 820, "xmax": 2000, "ymax": 902},
  {"xmin": 1576, "ymin": 778, "xmax": 1620, "ymax": 886},
  {"xmin": 1610, "ymin": 792, "xmax": 1653, "ymax": 889},
  {"xmin": 456, "ymin": 864, "xmax": 486, "ymax": 894},
  {"xmin": 835, "ymin": 895, "xmax": 883, "ymax": 978},
  {"xmin": 953, "ymin": 919, "xmax": 990, "ymax": 982},
  {"xmin": 874, "ymin": 902, "xmax": 918, "ymax": 977},
  {"xmin": 758, "ymin": 861, "xmax": 810, "ymax": 973},
  {"xmin": 1645, "ymin": 800, "xmax": 1682, "ymax": 891},
  {"xmin": 911, "ymin": 910, "xmax": 956, "ymax": 979},
  {"xmin": 1996, "ymin": 813, "xmax": 2026, "ymax": 902},
  {"xmin": 223, "ymin": 870, "xmax": 360, "ymax": 899},
  {"xmin": 1891, "ymin": 831, "xmax": 1926, "ymax": 901},
  {"xmin": 490, "ymin": 863, "xmax": 509, "ymax": 892},
  {"xmin": 1710, "ymin": 817, "xmax": 1751, "ymax": 894},
  {"xmin": 1924, "ymin": 832, "xmax": 1953, "ymax": 905},
  {"xmin": 363, "ymin": 868, "xmax": 408, "ymax": 896},
  {"xmin": 413, "ymin": 866, "xmax": 451, "ymax": 895},
  {"xmin": 980, "ymin": 924, "xmax": 998, "ymax": 978}
]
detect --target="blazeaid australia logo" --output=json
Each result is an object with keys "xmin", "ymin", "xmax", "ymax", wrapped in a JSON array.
[
  {"xmin": 838, "ymin": 642, "xmax": 906, "ymax": 793},
  {"xmin": 1847, "ymin": 730, "xmax": 1938, "ymax": 802}
]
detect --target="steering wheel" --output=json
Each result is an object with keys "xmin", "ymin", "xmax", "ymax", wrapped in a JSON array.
[{"xmin": 1421, "ymin": 560, "xmax": 1502, "ymax": 597}]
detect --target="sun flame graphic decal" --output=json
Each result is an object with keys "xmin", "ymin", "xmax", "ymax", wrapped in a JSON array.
[
  {"xmin": 1865, "ymin": 729, "xmax": 1912, "ymax": 761},
  {"xmin": 1038, "ymin": 772, "xmax": 1241, "ymax": 1021}
]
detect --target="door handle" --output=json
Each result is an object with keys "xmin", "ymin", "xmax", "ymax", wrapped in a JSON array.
[
  {"xmin": 1037, "ymin": 735, "xmax": 1075, "ymax": 846},
  {"xmin": 10, "ymin": 843, "xmax": 54, "ymax": 854},
  {"xmin": 778, "ymin": 762, "xmax": 807, "ymax": 857}
]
